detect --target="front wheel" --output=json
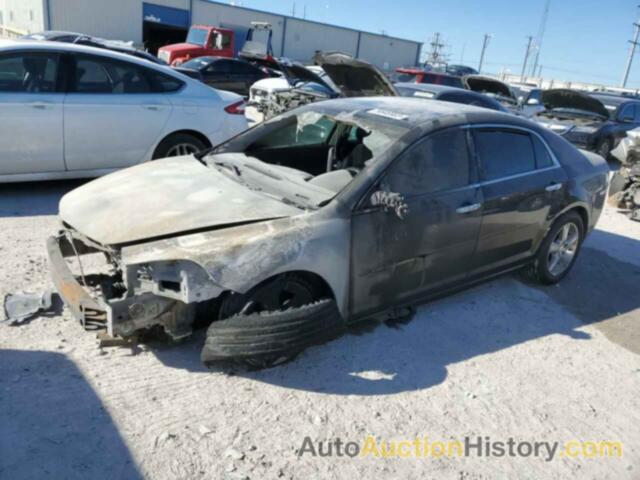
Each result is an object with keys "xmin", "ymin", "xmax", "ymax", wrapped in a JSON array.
[
  {"xmin": 202, "ymin": 275, "xmax": 344, "ymax": 369},
  {"xmin": 530, "ymin": 211, "xmax": 585, "ymax": 285},
  {"xmin": 152, "ymin": 133, "xmax": 207, "ymax": 160}
]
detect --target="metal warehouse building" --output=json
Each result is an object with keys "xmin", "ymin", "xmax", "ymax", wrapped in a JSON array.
[{"xmin": 0, "ymin": 0, "xmax": 422, "ymax": 71}]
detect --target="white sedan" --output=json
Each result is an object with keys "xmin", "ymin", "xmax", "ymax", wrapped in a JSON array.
[{"xmin": 0, "ymin": 39, "xmax": 248, "ymax": 183}]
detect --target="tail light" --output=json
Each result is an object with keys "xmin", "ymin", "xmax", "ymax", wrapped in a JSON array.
[{"xmin": 224, "ymin": 100, "xmax": 246, "ymax": 115}]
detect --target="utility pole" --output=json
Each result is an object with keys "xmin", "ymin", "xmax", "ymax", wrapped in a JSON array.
[
  {"xmin": 291, "ymin": 2, "xmax": 296, "ymax": 17},
  {"xmin": 424, "ymin": 32, "xmax": 449, "ymax": 68},
  {"xmin": 531, "ymin": 0, "xmax": 551, "ymax": 77},
  {"xmin": 622, "ymin": 7, "xmax": 640, "ymax": 88},
  {"xmin": 520, "ymin": 35, "xmax": 533, "ymax": 82},
  {"xmin": 303, "ymin": 4, "xmax": 306, "ymax": 19},
  {"xmin": 478, "ymin": 34, "xmax": 491, "ymax": 73}
]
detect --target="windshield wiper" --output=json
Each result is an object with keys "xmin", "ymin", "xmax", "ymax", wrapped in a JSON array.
[{"xmin": 214, "ymin": 161, "xmax": 242, "ymax": 176}]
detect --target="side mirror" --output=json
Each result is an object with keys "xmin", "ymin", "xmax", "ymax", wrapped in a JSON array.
[
  {"xmin": 370, "ymin": 190, "xmax": 409, "ymax": 219},
  {"xmin": 517, "ymin": 96, "xmax": 525, "ymax": 107}
]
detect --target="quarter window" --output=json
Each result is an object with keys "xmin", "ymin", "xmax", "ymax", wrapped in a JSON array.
[
  {"xmin": 474, "ymin": 129, "xmax": 536, "ymax": 181},
  {"xmin": 386, "ymin": 128, "xmax": 472, "ymax": 196},
  {"xmin": 532, "ymin": 134, "xmax": 554, "ymax": 169},
  {"xmin": 0, "ymin": 52, "xmax": 58, "ymax": 93}
]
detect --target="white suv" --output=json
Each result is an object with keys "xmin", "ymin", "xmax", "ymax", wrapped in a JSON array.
[{"xmin": 0, "ymin": 39, "xmax": 248, "ymax": 183}]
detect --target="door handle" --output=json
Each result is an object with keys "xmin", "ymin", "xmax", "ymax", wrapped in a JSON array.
[
  {"xmin": 30, "ymin": 102, "xmax": 50, "ymax": 109},
  {"xmin": 142, "ymin": 104, "xmax": 162, "ymax": 111},
  {"xmin": 456, "ymin": 203, "xmax": 482, "ymax": 214},
  {"xmin": 545, "ymin": 183, "xmax": 562, "ymax": 192}
]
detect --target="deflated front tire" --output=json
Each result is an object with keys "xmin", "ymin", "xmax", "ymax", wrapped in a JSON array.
[{"xmin": 201, "ymin": 299, "xmax": 345, "ymax": 369}]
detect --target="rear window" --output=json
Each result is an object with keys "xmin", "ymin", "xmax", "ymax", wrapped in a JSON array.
[
  {"xmin": 474, "ymin": 130, "xmax": 536, "ymax": 181},
  {"xmin": 391, "ymin": 71, "xmax": 419, "ymax": 83},
  {"xmin": 420, "ymin": 73, "xmax": 464, "ymax": 88}
]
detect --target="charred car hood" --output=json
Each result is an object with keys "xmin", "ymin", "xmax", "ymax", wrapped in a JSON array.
[
  {"xmin": 541, "ymin": 89, "xmax": 609, "ymax": 118},
  {"xmin": 58, "ymin": 157, "xmax": 300, "ymax": 246},
  {"xmin": 312, "ymin": 52, "xmax": 398, "ymax": 97}
]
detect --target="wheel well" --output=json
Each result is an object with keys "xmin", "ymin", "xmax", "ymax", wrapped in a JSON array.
[
  {"xmin": 153, "ymin": 130, "xmax": 212, "ymax": 158},
  {"xmin": 568, "ymin": 205, "xmax": 589, "ymax": 232},
  {"xmin": 246, "ymin": 271, "xmax": 336, "ymax": 302}
]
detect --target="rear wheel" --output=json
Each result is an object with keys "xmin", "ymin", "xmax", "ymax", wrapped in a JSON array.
[
  {"xmin": 202, "ymin": 275, "xmax": 344, "ymax": 369},
  {"xmin": 529, "ymin": 211, "xmax": 584, "ymax": 284},
  {"xmin": 152, "ymin": 133, "xmax": 207, "ymax": 160}
]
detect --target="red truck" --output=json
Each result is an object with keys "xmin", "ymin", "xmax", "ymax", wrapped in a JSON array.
[{"xmin": 158, "ymin": 22, "xmax": 273, "ymax": 67}]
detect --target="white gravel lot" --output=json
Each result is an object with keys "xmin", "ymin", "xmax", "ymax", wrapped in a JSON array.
[{"xmin": 1, "ymin": 180, "xmax": 639, "ymax": 480}]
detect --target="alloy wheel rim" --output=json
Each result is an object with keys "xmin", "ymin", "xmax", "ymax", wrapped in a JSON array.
[
  {"xmin": 166, "ymin": 143, "xmax": 199, "ymax": 157},
  {"xmin": 547, "ymin": 222, "xmax": 579, "ymax": 276}
]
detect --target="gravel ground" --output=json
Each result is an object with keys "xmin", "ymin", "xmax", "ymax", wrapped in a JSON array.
[{"xmin": 1, "ymin": 180, "xmax": 639, "ymax": 480}]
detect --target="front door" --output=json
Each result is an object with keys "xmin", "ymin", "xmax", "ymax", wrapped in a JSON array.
[
  {"xmin": 349, "ymin": 127, "xmax": 483, "ymax": 319},
  {"xmin": 0, "ymin": 51, "xmax": 65, "ymax": 175}
]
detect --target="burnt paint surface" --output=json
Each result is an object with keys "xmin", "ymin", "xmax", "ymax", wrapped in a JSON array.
[{"xmin": 350, "ymin": 185, "xmax": 483, "ymax": 319}]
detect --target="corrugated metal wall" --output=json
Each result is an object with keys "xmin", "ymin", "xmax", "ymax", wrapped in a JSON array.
[
  {"xmin": 0, "ymin": 0, "xmax": 46, "ymax": 35},
  {"xmin": 358, "ymin": 32, "xmax": 420, "ymax": 71},
  {"xmin": 283, "ymin": 18, "xmax": 359, "ymax": 60},
  {"xmin": 48, "ymin": 0, "xmax": 142, "ymax": 42},
  {"xmin": 41, "ymin": 0, "xmax": 421, "ymax": 70}
]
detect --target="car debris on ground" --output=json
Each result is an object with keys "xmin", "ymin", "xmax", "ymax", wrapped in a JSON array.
[
  {"xmin": 3, "ymin": 290, "xmax": 55, "ymax": 324},
  {"xmin": 611, "ymin": 128, "xmax": 640, "ymax": 221}
]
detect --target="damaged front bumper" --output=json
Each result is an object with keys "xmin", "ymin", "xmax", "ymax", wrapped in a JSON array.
[{"xmin": 47, "ymin": 234, "xmax": 195, "ymax": 339}]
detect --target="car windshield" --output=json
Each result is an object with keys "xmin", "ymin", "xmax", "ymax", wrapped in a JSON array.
[
  {"xmin": 186, "ymin": 28, "xmax": 208, "ymax": 47},
  {"xmin": 203, "ymin": 105, "xmax": 411, "ymax": 209}
]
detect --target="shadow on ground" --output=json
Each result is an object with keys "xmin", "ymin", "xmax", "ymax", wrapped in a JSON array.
[
  {"xmin": 153, "ymin": 227, "xmax": 640, "ymax": 395},
  {"xmin": 0, "ymin": 349, "xmax": 142, "ymax": 479},
  {"xmin": 0, "ymin": 180, "xmax": 86, "ymax": 217}
]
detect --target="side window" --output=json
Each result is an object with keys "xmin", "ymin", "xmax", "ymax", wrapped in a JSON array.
[
  {"xmin": 147, "ymin": 70, "xmax": 184, "ymax": 93},
  {"xmin": 619, "ymin": 104, "xmax": 635, "ymax": 121},
  {"xmin": 221, "ymin": 32, "xmax": 232, "ymax": 49},
  {"xmin": 207, "ymin": 61, "xmax": 232, "ymax": 74},
  {"xmin": 386, "ymin": 128, "xmax": 472, "ymax": 196},
  {"xmin": 532, "ymin": 134, "xmax": 554, "ymax": 169},
  {"xmin": 473, "ymin": 129, "xmax": 536, "ymax": 181},
  {"xmin": 74, "ymin": 55, "xmax": 152, "ymax": 94},
  {"xmin": 0, "ymin": 52, "xmax": 58, "ymax": 93},
  {"xmin": 633, "ymin": 103, "xmax": 640, "ymax": 123},
  {"xmin": 251, "ymin": 116, "xmax": 336, "ymax": 149}
]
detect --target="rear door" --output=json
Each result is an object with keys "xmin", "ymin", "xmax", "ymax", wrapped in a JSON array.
[
  {"xmin": 0, "ymin": 51, "xmax": 65, "ymax": 175},
  {"xmin": 349, "ymin": 127, "xmax": 483, "ymax": 318},
  {"xmin": 470, "ymin": 127, "xmax": 568, "ymax": 274},
  {"xmin": 63, "ymin": 53, "xmax": 172, "ymax": 171}
]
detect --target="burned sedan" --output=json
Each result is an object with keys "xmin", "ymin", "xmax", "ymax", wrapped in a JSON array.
[{"xmin": 48, "ymin": 98, "xmax": 609, "ymax": 367}]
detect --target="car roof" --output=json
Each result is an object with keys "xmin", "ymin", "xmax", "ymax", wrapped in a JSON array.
[
  {"xmin": 0, "ymin": 38, "xmax": 171, "ymax": 70},
  {"xmin": 25, "ymin": 30, "xmax": 83, "ymax": 39},
  {"xmin": 395, "ymin": 82, "xmax": 464, "ymax": 93},
  {"xmin": 308, "ymin": 96, "xmax": 517, "ymax": 127}
]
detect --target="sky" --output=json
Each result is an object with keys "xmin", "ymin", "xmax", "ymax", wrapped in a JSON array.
[{"xmin": 230, "ymin": 0, "xmax": 640, "ymax": 88}]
